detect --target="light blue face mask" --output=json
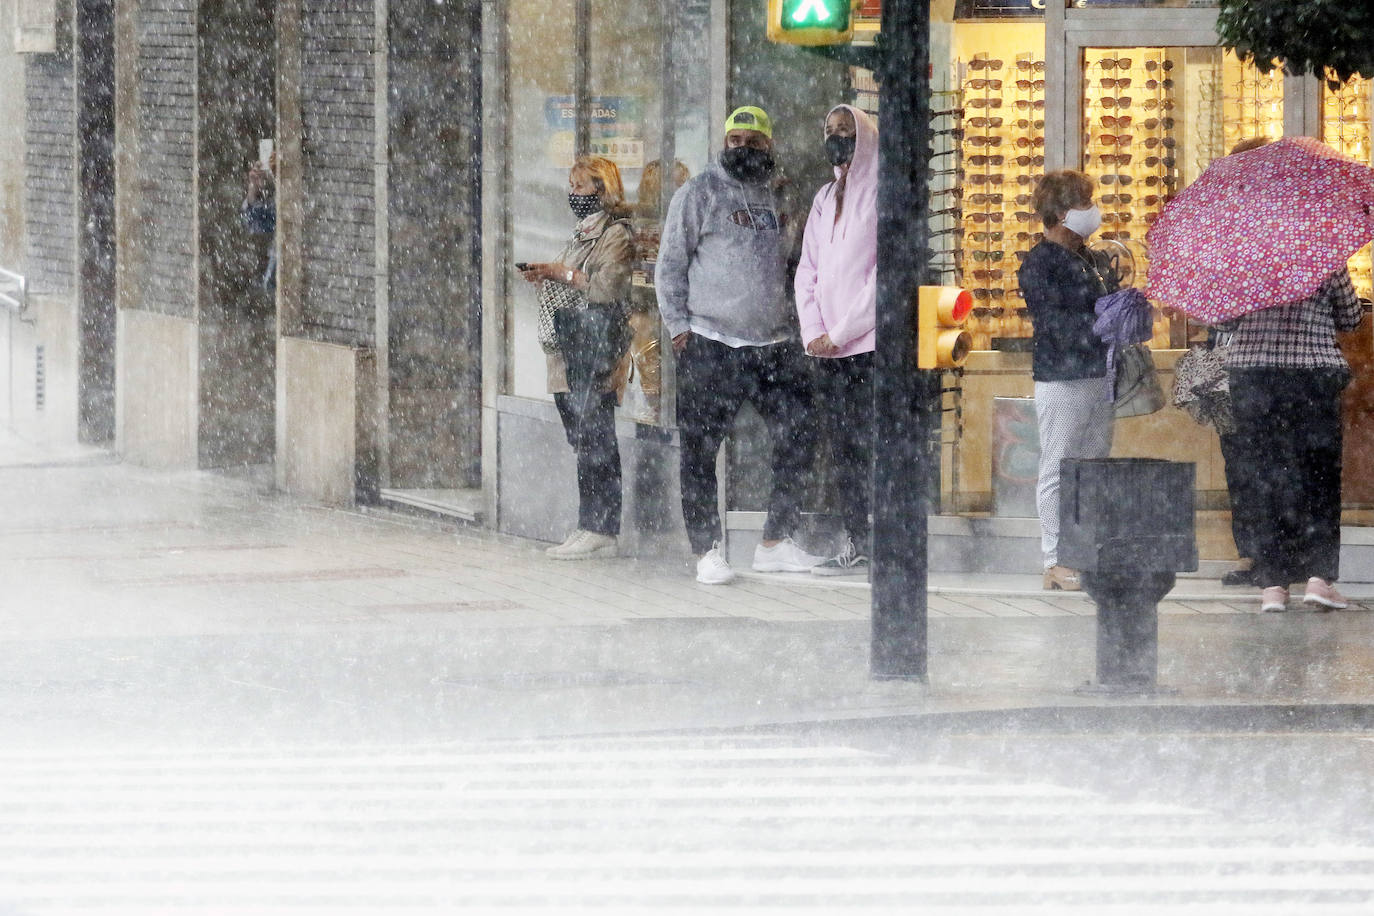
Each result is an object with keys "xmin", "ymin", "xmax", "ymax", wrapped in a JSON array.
[{"xmin": 1062, "ymin": 205, "xmax": 1102, "ymax": 239}]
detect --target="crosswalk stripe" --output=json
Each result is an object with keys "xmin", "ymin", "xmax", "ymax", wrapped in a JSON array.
[{"xmin": 0, "ymin": 735, "xmax": 1369, "ymax": 913}]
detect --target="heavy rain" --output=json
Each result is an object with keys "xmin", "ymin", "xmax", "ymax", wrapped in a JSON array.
[{"xmin": 4, "ymin": 0, "xmax": 1374, "ymax": 912}]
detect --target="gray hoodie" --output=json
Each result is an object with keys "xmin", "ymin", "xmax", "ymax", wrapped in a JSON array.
[{"xmin": 654, "ymin": 158, "xmax": 802, "ymax": 347}]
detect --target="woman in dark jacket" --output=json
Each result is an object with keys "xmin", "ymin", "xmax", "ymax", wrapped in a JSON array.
[
  {"xmin": 519, "ymin": 156, "xmax": 634, "ymax": 560},
  {"xmin": 1016, "ymin": 170, "xmax": 1118, "ymax": 590}
]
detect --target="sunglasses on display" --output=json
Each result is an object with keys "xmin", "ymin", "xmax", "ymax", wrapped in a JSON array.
[
  {"xmin": 970, "ymin": 230, "xmax": 1004, "ymax": 243},
  {"xmin": 932, "ymin": 108, "xmax": 965, "ymax": 119},
  {"xmin": 1091, "ymin": 133, "xmax": 1132, "ymax": 146},
  {"xmin": 1096, "ymin": 153, "xmax": 1132, "ymax": 165},
  {"xmin": 1101, "ymin": 230, "xmax": 1132, "ymax": 240},
  {"xmin": 1015, "ymin": 118, "xmax": 1046, "ymax": 130},
  {"xmin": 1014, "ymin": 99, "xmax": 1046, "ymax": 111},
  {"xmin": 969, "ymin": 59, "xmax": 1004, "ymax": 72},
  {"xmin": 966, "ymin": 79, "xmax": 1003, "ymax": 90},
  {"xmin": 1017, "ymin": 59, "xmax": 1046, "ymax": 73},
  {"xmin": 1014, "ymin": 193, "xmax": 1034, "ymax": 206},
  {"xmin": 968, "ymin": 116, "xmax": 1004, "ymax": 129},
  {"xmin": 1099, "ymin": 115, "xmax": 1132, "ymax": 128},
  {"xmin": 1141, "ymin": 174, "xmax": 1176, "ymax": 187},
  {"xmin": 968, "ymin": 193, "xmax": 1004, "ymax": 206},
  {"xmin": 1144, "ymin": 155, "xmax": 1176, "ymax": 168},
  {"xmin": 971, "ymin": 268, "xmax": 1006, "ymax": 281},
  {"xmin": 934, "ymin": 127, "xmax": 965, "ymax": 139},
  {"xmin": 1013, "ymin": 210, "xmax": 1036, "ymax": 222},
  {"xmin": 1099, "ymin": 96, "xmax": 1133, "ymax": 109},
  {"xmin": 930, "ymin": 226, "xmax": 965, "ymax": 237},
  {"xmin": 1143, "ymin": 136, "xmax": 1177, "ymax": 149},
  {"xmin": 1095, "ymin": 57, "xmax": 1133, "ymax": 70},
  {"xmin": 1142, "ymin": 98, "xmax": 1174, "ymax": 110},
  {"xmin": 966, "ymin": 212, "xmax": 1005, "ymax": 223},
  {"xmin": 931, "ymin": 207, "xmax": 963, "ymax": 219},
  {"xmin": 968, "ymin": 173, "xmax": 1004, "ymax": 185},
  {"xmin": 1101, "ymin": 212, "xmax": 1133, "ymax": 224},
  {"xmin": 1099, "ymin": 193, "xmax": 1133, "ymax": 205},
  {"xmin": 1094, "ymin": 77, "xmax": 1132, "ymax": 89},
  {"xmin": 1099, "ymin": 173, "xmax": 1132, "ymax": 185},
  {"xmin": 1017, "ymin": 79, "xmax": 1046, "ymax": 91},
  {"xmin": 967, "ymin": 97, "xmax": 1004, "ymax": 109},
  {"xmin": 967, "ymin": 155, "xmax": 1005, "ymax": 166},
  {"xmin": 1145, "ymin": 59, "xmax": 1174, "ymax": 72},
  {"xmin": 932, "ymin": 187, "xmax": 963, "ymax": 199},
  {"xmin": 1145, "ymin": 78, "xmax": 1174, "ymax": 90},
  {"xmin": 1015, "ymin": 231, "xmax": 1043, "ymax": 244},
  {"xmin": 1015, "ymin": 173, "xmax": 1039, "ymax": 186},
  {"xmin": 1014, "ymin": 154, "xmax": 1045, "ymax": 167},
  {"xmin": 972, "ymin": 288, "xmax": 1006, "ymax": 299},
  {"xmin": 971, "ymin": 306, "xmax": 1005, "ymax": 318},
  {"xmin": 968, "ymin": 135, "xmax": 1003, "ymax": 147},
  {"xmin": 1142, "ymin": 117, "xmax": 1175, "ymax": 130},
  {"xmin": 970, "ymin": 248, "xmax": 1005, "ymax": 260},
  {"xmin": 1016, "ymin": 136, "xmax": 1045, "ymax": 149}
]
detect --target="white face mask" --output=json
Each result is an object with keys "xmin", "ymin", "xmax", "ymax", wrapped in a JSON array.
[{"xmin": 1061, "ymin": 205, "xmax": 1102, "ymax": 239}]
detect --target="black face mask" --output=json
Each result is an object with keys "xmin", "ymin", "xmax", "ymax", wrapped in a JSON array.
[
  {"xmin": 825, "ymin": 134, "xmax": 856, "ymax": 166},
  {"xmin": 568, "ymin": 193, "xmax": 602, "ymax": 220},
  {"xmin": 719, "ymin": 146, "xmax": 776, "ymax": 183}
]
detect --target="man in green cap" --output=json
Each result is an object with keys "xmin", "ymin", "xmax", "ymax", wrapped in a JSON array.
[{"xmin": 655, "ymin": 105, "xmax": 819, "ymax": 585}]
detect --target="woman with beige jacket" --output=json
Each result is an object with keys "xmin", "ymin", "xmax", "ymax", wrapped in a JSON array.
[{"xmin": 519, "ymin": 156, "xmax": 634, "ymax": 559}]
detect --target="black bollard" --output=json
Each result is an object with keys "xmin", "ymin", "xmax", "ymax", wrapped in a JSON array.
[{"xmin": 1059, "ymin": 459, "xmax": 1197, "ymax": 695}]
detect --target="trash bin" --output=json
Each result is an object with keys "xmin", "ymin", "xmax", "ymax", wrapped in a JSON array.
[
  {"xmin": 1059, "ymin": 458, "xmax": 1198, "ymax": 573},
  {"xmin": 1059, "ymin": 458, "xmax": 1198, "ymax": 693}
]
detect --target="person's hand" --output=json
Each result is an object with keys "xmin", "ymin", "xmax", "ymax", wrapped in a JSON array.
[
  {"xmin": 518, "ymin": 262, "xmax": 550, "ymax": 285},
  {"xmin": 806, "ymin": 333, "xmax": 839, "ymax": 357},
  {"xmin": 672, "ymin": 331, "xmax": 691, "ymax": 354},
  {"xmin": 246, "ymin": 165, "xmax": 270, "ymax": 202}
]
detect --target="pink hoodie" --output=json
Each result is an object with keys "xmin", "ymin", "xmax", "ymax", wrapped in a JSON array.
[{"xmin": 794, "ymin": 104, "xmax": 878, "ymax": 358}]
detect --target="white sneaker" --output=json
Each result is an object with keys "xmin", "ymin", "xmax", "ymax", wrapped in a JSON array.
[
  {"xmin": 696, "ymin": 543, "xmax": 735, "ymax": 585},
  {"xmin": 752, "ymin": 536, "xmax": 824, "ymax": 573},
  {"xmin": 546, "ymin": 529, "xmax": 585, "ymax": 557},
  {"xmin": 550, "ymin": 530, "xmax": 617, "ymax": 561}
]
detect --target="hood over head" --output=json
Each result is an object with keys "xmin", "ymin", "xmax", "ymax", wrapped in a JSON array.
[{"xmin": 826, "ymin": 104, "xmax": 878, "ymax": 187}]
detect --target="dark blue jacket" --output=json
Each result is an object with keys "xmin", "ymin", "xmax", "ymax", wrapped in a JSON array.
[{"xmin": 1017, "ymin": 239, "xmax": 1116, "ymax": 382}]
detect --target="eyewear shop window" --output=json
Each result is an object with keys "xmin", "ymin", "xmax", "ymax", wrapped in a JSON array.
[{"xmin": 505, "ymin": 0, "xmax": 715, "ymax": 427}]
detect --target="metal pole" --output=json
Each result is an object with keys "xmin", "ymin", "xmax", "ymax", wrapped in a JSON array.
[
  {"xmin": 871, "ymin": 0, "xmax": 932, "ymax": 680},
  {"xmin": 574, "ymin": 0, "xmax": 590, "ymax": 156}
]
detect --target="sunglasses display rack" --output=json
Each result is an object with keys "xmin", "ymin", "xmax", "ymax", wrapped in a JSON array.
[
  {"xmin": 1322, "ymin": 74, "xmax": 1374, "ymax": 299},
  {"xmin": 1222, "ymin": 53, "xmax": 1284, "ymax": 154},
  {"xmin": 1082, "ymin": 48, "xmax": 1180, "ymax": 348},
  {"xmin": 955, "ymin": 52, "xmax": 1047, "ymax": 352}
]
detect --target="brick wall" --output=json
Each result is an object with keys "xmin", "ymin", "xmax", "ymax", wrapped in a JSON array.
[
  {"xmin": 300, "ymin": 0, "xmax": 376, "ymax": 346},
  {"xmin": 23, "ymin": 3, "xmax": 74, "ymax": 297},
  {"xmin": 132, "ymin": 0, "xmax": 196, "ymax": 317}
]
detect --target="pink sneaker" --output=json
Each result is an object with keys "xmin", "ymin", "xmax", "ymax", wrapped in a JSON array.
[
  {"xmin": 1260, "ymin": 586, "xmax": 1289, "ymax": 613},
  {"xmin": 1303, "ymin": 577, "xmax": 1348, "ymax": 611}
]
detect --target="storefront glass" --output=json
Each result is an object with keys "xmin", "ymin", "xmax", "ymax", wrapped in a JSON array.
[{"xmin": 1322, "ymin": 75, "xmax": 1374, "ymax": 298}]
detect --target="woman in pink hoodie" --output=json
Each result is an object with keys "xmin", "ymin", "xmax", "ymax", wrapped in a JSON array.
[{"xmin": 795, "ymin": 104, "xmax": 878, "ymax": 577}]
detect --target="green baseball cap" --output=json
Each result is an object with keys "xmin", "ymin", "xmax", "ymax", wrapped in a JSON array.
[{"xmin": 723, "ymin": 105, "xmax": 773, "ymax": 138}]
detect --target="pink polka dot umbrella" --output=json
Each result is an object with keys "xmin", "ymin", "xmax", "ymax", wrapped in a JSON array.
[{"xmin": 1144, "ymin": 136, "xmax": 1374, "ymax": 324}]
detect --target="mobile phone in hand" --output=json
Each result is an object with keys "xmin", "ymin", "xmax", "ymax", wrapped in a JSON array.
[{"xmin": 515, "ymin": 262, "xmax": 530, "ymax": 270}]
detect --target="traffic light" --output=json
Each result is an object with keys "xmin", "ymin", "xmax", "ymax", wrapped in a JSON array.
[
  {"xmin": 917, "ymin": 285, "xmax": 973, "ymax": 369},
  {"xmin": 766, "ymin": 0, "xmax": 855, "ymax": 46}
]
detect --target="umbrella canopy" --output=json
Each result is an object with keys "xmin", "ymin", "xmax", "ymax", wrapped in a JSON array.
[{"xmin": 1144, "ymin": 136, "xmax": 1374, "ymax": 323}]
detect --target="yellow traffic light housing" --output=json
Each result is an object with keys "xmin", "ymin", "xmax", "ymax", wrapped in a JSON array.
[
  {"xmin": 766, "ymin": 0, "xmax": 855, "ymax": 46},
  {"xmin": 917, "ymin": 285, "xmax": 973, "ymax": 369}
]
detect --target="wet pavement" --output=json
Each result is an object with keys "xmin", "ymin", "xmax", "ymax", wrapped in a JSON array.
[{"xmin": 5, "ymin": 433, "xmax": 1374, "ymax": 912}]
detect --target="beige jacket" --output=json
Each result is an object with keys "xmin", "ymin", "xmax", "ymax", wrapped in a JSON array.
[{"xmin": 544, "ymin": 211, "xmax": 635, "ymax": 394}]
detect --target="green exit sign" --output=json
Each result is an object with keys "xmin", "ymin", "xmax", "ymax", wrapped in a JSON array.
[
  {"xmin": 782, "ymin": 0, "xmax": 850, "ymax": 29},
  {"xmin": 768, "ymin": 0, "xmax": 854, "ymax": 45}
]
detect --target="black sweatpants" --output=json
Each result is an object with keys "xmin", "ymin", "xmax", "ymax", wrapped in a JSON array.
[
  {"xmin": 815, "ymin": 351, "xmax": 874, "ymax": 548},
  {"xmin": 1228, "ymin": 367, "xmax": 1349, "ymax": 587},
  {"xmin": 553, "ymin": 304, "xmax": 626, "ymax": 537},
  {"xmin": 676, "ymin": 335, "xmax": 816, "ymax": 556}
]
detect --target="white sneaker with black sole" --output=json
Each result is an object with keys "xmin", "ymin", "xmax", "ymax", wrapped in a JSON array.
[
  {"xmin": 696, "ymin": 543, "xmax": 735, "ymax": 585},
  {"xmin": 752, "ymin": 536, "xmax": 824, "ymax": 573},
  {"xmin": 550, "ymin": 530, "xmax": 617, "ymax": 560},
  {"xmin": 812, "ymin": 537, "xmax": 870, "ymax": 577}
]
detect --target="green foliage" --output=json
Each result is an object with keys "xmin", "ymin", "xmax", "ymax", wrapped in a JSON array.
[{"xmin": 1217, "ymin": 0, "xmax": 1374, "ymax": 86}]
